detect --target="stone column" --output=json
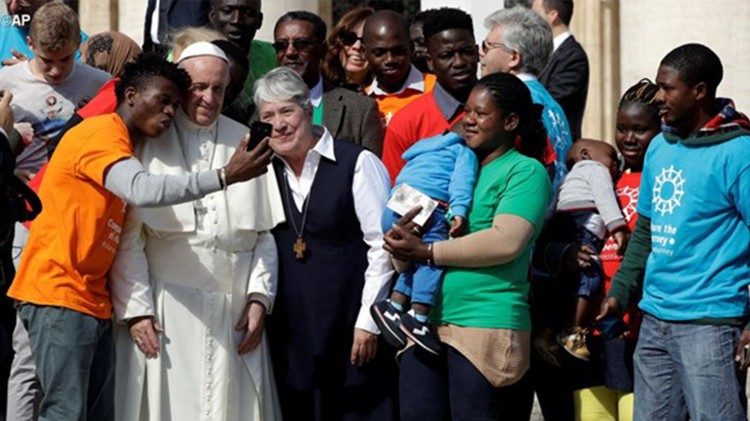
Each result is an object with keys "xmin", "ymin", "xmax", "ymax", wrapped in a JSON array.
[
  {"xmin": 78, "ymin": 0, "xmax": 118, "ymax": 36},
  {"xmin": 570, "ymin": 0, "xmax": 620, "ymax": 143}
]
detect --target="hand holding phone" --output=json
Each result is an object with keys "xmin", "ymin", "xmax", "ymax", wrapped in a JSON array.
[{"xmin": 247, "ymin": 121, "xmax": 273, "ymax": 151}]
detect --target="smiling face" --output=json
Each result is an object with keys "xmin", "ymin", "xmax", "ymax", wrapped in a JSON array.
[
  {"xmin": 427, "ymin": 29, "xmax": 478, "ymax": 101},
  {"xmin": 615, "ymin": 102, "xmax": 660, "ymax": 171},
  {"xmin": 128, "ymin": 76, "xmax": 181, "ymax": 138},
  {"xmin": 274, "ymin": 19, "xmax": 323, "ymax": 88},
  {"xmin": 364, "ymin": 20, "xmax": 411, "ymax": 92},
  {"xmin": 339, "ymin": 21, "xmax": 369, "ymax": 84},
  {"xmin": 180, "ymin": 56, "xmax": 229, "ymax": 126},
  {"xmin": 209, "ymin": 0, "xmax": 262, "ymax": 49},
  {"xmin": 462, "ymin": 87, "xmax": 507, "ymax": 153},
  {"xmin": 258, "ymin": 99, "xmax": 314, "ymax": 160}
]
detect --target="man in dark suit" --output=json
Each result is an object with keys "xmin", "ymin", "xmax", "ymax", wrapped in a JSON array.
[
  {"xmin": 271, "ymin": 11, "xmax": 383, "ymax": 155},
  {"xmin": 143, "ymin": 0, "xmax": 212, "ymax": 54},
  {"xmin": 533, "ymin": 0, "xmax": 589, "ymax": 140}
]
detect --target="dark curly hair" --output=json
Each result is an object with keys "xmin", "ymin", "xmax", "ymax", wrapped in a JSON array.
[
  {"xmin": 422, "ymin": 7, "xmax": 473, "ymax": 42},
  {"xmin": 475, "ymin": 72, "xmax": 546, "ymax": 163},
  {"xmin": 115, "ymin": 52, "xmax": 192, "ymax": 105}
]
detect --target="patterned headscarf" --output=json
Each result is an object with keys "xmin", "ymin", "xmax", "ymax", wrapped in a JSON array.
[{"xmin": 80, "ymin": 31, "xmax": 142, "ymax": 77}]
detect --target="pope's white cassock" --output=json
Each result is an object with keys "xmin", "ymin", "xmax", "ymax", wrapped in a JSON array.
[{"xmin": 109, "ymin": 109, "xmax": 286, "ymax": 420}]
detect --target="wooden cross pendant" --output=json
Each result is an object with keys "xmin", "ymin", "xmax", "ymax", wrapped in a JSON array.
[{"xmin": 293, "ymin": 237, "xmax": 307, "ymax": 260}]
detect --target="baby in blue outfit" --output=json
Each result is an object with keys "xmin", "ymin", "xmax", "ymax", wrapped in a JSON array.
[{"xmin": 372, "ymin": 131, "xmax": 477, "ymax": 354}]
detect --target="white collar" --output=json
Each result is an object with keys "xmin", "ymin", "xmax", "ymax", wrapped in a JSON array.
[
  {"xmin": 366, "ymin": 64, "xmax": 426, "ymax": 96},
  {"xmin": 310, "ymin": 124, "xmax": 335, "ymax": 161},
  {"xmin": 515, "ymin": 72, "xmax": 538, "ymax": 82},
  {"xmin": 310, "ymin": 76, "xmax": 324, "ymax": 107},
  {"xmin": 553, "ymin": 31, "xmax": 572, "ymax": 52}
]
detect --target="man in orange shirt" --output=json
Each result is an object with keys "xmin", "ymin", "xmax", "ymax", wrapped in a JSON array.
[
  {"xmin": 363, "ymin": 10, "xmax": 436, "ymax": 128},
  {"xmin": 7, "ymin": 53, "xmax": 273, "ymax": 420}
]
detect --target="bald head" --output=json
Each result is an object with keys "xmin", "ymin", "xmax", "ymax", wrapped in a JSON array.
[
  {"xmin": 363, "ymin": 10, "xmax": 409, "ymax": 42},
  {"xmin": 362, "ymin": 10, "xmax": 412, "ymax": 93}
]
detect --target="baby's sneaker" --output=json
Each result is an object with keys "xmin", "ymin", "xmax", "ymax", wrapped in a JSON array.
[
  {"xmin": 370, "ymin": 300, "xmax": 407, "ymax": 348},
  {"xmin": 557, "ymin": 327, "xmax": 591, "ymax": 361},
  {"xmin": 400, "ymin": 310, "xmax": 441, "ymax": 355}
]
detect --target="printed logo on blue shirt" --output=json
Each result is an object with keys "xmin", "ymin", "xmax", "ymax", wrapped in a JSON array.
[
  {"xmin": 651, "ymin": 165, "xmax": 685, "ymax": 256},
  {"xmin": 653, "ymin": 165, "xmax": 685, "ymax": 216}
]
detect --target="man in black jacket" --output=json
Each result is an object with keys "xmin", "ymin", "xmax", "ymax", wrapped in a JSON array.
[{"xmin": 533, "ymin": 0, "xmax": 589, "ymax": 141}]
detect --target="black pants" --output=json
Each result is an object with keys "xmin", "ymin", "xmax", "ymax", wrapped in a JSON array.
[{"xmin": 400, "ymin": 346, "xmax": 528, "ymax": 421}]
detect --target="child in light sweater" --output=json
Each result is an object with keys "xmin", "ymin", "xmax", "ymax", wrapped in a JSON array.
[
  {"xmin": 556, "ymin": 139, "xmax": 628, "ymax": 361},
  {"xmin": 371, "ymin": 131, "xmax": 478, "ymax": 355}
]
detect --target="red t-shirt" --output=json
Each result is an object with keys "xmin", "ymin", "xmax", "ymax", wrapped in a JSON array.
[
  {"xmin": 381, "ymin": 91, "xmax": 465, "ymax": 184},
  {"xmin": 598, "ymin": 169, "xmax": 642, "ymax": 338}
]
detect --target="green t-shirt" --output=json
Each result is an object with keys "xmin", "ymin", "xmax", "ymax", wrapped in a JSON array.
[
  {"xmin": 432, "ymin": 149, "xmax": 551, "ymax": 331},
  {"xmin": 225, "ymin": 40, "xmax": 277, "ymax": 125},
  {"xmin": 243, "ymin": 39, "xmax": 277, "ymax": 97}
]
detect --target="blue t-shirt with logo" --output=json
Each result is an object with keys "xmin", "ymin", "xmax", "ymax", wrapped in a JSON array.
[{"xmin": 637, "ymin": 132, "xmax": 750, "ymax": 321}]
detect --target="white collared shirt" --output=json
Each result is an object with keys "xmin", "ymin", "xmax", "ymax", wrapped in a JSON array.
[
  {"xmin": 366, "ymin": 64, "xmax": 427, "ymax": 96},
  {"xmin": 276, "ymin": 126, "xmax": 394, "ymax": 334},
  {"xmin": 310, "ymin": 76, "xmax": 324, "ymax": 108},
  {"xmin": 515, "ymin": 72, "xmax": 538, "ymax": 82},
  {"xmin": 553, "ymin": 31, "xmax": 572, "ymax": 52}
]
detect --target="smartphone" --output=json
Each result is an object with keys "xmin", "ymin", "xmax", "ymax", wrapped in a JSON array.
[
  {"xmin": 247, "ymin": 121, "xmax": 273, "ymax": 151},
  {"xmin": 594, "ymin": 316, "xmax": 626, "ymax": 340}
]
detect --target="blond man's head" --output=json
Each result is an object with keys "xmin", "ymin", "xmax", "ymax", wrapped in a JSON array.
[
  {"xmin": 29, "ymin": 1, "xmax": 81, "ymax": 53},
  {"xmin": 27, "ymin": 2, "xmax": 81, "ymax": 84}
]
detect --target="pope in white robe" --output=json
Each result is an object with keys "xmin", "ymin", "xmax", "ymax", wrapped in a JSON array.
[{"xmin": 108, "ymin": 43, "xmax": 286, "ymax": 421}]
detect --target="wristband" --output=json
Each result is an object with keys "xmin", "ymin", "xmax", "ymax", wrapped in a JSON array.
[{"xmin": 426, "ymin": 243, "xmax": 434, "ymax": 266}]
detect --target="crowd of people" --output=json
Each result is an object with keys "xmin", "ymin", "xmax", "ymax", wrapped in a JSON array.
[{"xmin": 0, "ymin": 0, "xmax": 748, "ymax": 420}]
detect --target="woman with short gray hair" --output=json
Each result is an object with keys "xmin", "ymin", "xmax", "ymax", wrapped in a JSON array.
[
  {"xmin": 258, "ymin": 67, "xmax": 399, "ymax": 420},
  {"xmin": 253, "ymin": 67, "xmax": 312, "ymax": 114}
]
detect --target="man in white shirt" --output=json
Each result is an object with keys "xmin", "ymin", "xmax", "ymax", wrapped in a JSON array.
[
  {"xmin": 110, "ymin": 42, "xmax": 286, "ymax": 420},
  {"xmin": 363, "ymin": 10, "xmax": 436, "ymax": 127}
]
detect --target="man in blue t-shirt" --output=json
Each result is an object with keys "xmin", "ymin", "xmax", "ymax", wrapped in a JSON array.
[
  {"xmin": 601, "ymin": 43, "xmax": 750, "ymax": 420},
  {"xmin": 0, "ymin": 0, "xmax": 86, "ymax": 66}
]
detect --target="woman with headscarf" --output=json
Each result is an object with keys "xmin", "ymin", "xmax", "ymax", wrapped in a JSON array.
[{"xmin": 80, "ymin": 31, "xmax": 142, "ymax": 78}]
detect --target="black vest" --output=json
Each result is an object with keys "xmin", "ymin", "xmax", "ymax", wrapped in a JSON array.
[{"xmin": 270, "ymin": 140, "xmax": 369, "ymax": 384}]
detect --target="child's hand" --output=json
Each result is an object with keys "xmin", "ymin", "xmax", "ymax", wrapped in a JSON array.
[
  {"xmin": 614, "ymin": 230, "xmax": 630, "ymax": 256},
  {"xmin": 449, "ymin": 216, "xmax": 466, "ymax": 237}
]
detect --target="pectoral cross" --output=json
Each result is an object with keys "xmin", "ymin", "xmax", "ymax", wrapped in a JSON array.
[
  {"xmin": 293, "ymin": 237, "xmax": 307, "ymax": 260},
  {"xmin": 194, "ymin": 200, "xmax": 208, "ymax": 230}
]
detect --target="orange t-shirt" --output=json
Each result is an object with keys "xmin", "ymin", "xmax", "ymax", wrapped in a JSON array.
[
  {"xmin": 8, "ymin": 113, "xmax": 133, "ymax": 320},
  {"xmin": 368, "ymin": 73, "xmax": 437, "ymax": 127}
]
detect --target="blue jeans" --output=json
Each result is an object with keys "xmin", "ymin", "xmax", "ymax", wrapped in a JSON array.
[
  {"xmin": 18, "ymin": 304, "xmax": 114, "ymax": 421},
  {"xmin": 634, "ymin": 313, "xmax": 746, "ymax": 420},
  {"xmin": 569, "ymin": 211, "xmax": 604, "ymax": 298},
  {"xmin": 382, "ymin": 207, "xmax": 447, "ymax": 306}
]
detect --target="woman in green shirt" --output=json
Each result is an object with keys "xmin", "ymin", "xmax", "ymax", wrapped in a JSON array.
[{"xmin": 384, "ymin": 72, "xmax": 552, "ymax": 419}]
